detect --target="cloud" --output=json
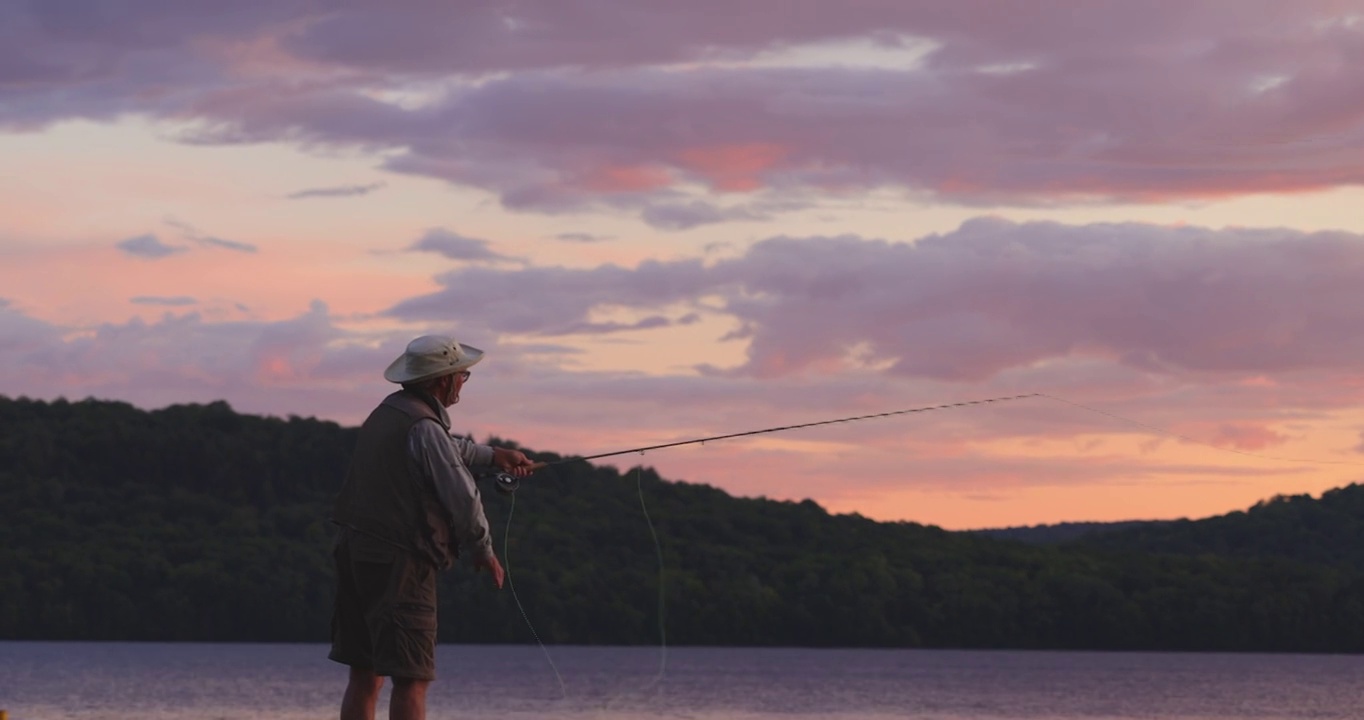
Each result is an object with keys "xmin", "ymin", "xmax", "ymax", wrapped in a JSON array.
[
  {"xmin": 117, "ymin": 234, "xmax": 187, "ymax": 259},
  {"xmin": 707, "ymin": 219, "xmax": 1364, "ymax": 382},
  {"xmin": 161, "ymin": 218, "xmax": 258, "ymax": 253},
  {"xmin": 131, "ymin": 296, "xmax": 198, "ymax": 306},
  {"xmin": 386, "ymin": 217, "xmax": 1364, "ymax": 384},
  {"xmin": 287, "ymin": 182, "xmax": 386, "ymax": 199},
  {"xmin": 554, "ymin": 232, "xmax": 613, "ymax": 243},
  {"xmin": 0, "ymin": 298, "xmax": 396, "ymax": 419},
  {"xmin": 386, "ymin": 258, "xmax": 711, "ymax": 334},
  {"xmin": 640, "ymin": 201, "xmax": 770, "ymax": 230},
  {"xmin": 5, "ymin": 2, "xmax": 1364, "ymax": 219},
  {"xmin": 0, "ymin": 298, "xmax": 62, "ymax": 354},
  {"xmin": 197, "ymin": 236, "xmax": 259, "ymax": 253},
  {"xmin": 541, "ymin": 315, "xmax": 676, "ymax": 336},
  {"xmin": 408, "ymin": 228, "xmax": 517, "ymax": 263}
]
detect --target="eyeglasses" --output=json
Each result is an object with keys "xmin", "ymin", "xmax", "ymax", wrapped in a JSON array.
[{"xmin": 456, "ymin": 370, "xmax": 472, "ymax": 381}]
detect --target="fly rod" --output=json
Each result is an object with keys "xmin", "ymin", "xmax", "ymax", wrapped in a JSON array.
[{"xmin": 485, "ymin": 392, "xmax": 1040, "ymax": 493}]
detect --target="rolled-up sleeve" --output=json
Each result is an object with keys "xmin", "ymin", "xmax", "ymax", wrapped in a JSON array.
[{"xmin": 408, "ymin": 420, "xmax": 493, "ymax": 561}]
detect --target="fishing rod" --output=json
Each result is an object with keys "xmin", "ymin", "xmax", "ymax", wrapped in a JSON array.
[{"xmin": 483, "ymin": 392, "xmax": 1040, "ymax": 493}]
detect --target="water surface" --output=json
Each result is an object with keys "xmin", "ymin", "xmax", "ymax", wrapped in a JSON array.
[{"xmin": 2, "ymin": 642, "xmax": 1363, "ymax": 719}]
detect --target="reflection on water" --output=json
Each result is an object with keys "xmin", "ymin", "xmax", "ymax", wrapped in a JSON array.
[{"xmin": 3, "ymin": 642, "xmax": 1364, "ymax": 719}]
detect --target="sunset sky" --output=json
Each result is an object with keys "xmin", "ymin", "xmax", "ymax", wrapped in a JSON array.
[{"xmin": 5, "ymin": 1, "xmax": 1364, "ymax": 529}]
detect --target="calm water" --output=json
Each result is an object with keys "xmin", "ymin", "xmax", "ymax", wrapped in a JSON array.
[{"xmin": 3, "ymin": 642, "xmax": 1364, "ymax": 719}]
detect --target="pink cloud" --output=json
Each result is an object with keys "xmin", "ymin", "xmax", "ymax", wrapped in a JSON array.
[
  {"xmin": 675, "ymin": 143, "xmax": 788, "ymax": 192},
  {"xmin": 582, "ymin": 163, "xmax": 674, "ymax": 193}
]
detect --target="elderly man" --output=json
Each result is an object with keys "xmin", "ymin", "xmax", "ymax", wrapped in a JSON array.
[{"xmin": 329, "ymin": 335, "xmax": 535, "ymax": 720}]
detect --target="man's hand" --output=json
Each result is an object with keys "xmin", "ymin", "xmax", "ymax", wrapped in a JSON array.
[
  {"xmin": 473, "ymin": 552, "xmax": 505, "ymax": 589},
  {"xmin": 492, "ymin": 447, "xmax": 539, "ymax": 477}
]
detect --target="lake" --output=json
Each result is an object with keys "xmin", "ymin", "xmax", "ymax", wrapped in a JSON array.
[{"xmin": 2, "ymin": 642, "xmax": 1363, "ymax": 719}]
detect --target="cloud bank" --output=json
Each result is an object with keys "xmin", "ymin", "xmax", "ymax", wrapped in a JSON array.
[
  {"xmin": 4, "ymin": 1, "xmax": 1362, "ymax": 224},
  {"xmin": 389, "ymin": 217, "xmax": 1364, "ymax": 385}
]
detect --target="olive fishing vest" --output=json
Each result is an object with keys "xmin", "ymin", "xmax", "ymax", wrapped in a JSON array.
[{"xmin": 332, "ymin": 390, "xmax": 457, "ymax": 568}]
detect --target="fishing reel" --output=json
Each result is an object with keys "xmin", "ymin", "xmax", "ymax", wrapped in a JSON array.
[{"xmin": 481, "ymin": 470, "xmax": 520, "ymax": 495}]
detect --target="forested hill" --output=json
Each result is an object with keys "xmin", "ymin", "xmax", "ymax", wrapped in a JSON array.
[
  {"xmin": 6, "ymin": 394, "xmax": 1364, "ymax": 652},
  {"xmin": 973, "ymin": 520, "xmax": 1165, "ymax": 545},
  {"xmin": 1074, "ymin": 485, "xmax": 1364, "ymax": 570}
]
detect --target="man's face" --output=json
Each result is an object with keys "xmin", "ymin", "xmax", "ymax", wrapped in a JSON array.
[{"xmin": 436, "ymin": 370, "xmax": 470, "ymax": 407}]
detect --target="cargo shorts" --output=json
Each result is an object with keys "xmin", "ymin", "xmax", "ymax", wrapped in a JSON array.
[{"xmin": 328, "ymin": 529, "xmax": 440, "ymax": 681}]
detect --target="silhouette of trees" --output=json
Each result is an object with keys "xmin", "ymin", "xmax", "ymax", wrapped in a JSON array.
[{"xmin": 4, "ymin": 395, "xmax": 1364, "ymax": 651}]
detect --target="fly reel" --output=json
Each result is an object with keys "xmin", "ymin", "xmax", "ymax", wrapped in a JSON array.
[{"xmin": 485, "ymin": 471, "xmax": 520, "ymax": 495}]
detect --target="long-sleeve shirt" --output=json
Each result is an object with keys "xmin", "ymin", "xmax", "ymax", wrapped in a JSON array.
[{"xmin": 406, "ymin": 408, "xmax": 496, "ymax": 562}]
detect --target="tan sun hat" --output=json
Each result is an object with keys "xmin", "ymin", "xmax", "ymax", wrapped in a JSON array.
[{"xmin": 383, "ymin": 335, "xmax": 485, "ymax": 384}]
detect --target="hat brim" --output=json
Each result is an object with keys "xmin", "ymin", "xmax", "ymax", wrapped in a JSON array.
[{"xmin": 383, "ymin": 344, "xmax": 485, "ymax": 384}]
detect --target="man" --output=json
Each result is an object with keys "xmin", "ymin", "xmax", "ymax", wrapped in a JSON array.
[{"xmin": 329, "ymin": 334, "xmax": 536, "ymax": 720}]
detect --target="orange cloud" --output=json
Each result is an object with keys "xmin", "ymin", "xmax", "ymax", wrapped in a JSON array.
[
  {"xmin": 582, "ymin": 164, "xmax": 673, "ymax": 193},
  {"xmin": 256, "ymin": 354, "xmax": 297, "ymax": 384},
  {"xmin": 676, "ymin": 143, "xmax": 787, "ymax": 192},
  {"xmin": 1205, "ymin": 422, "xmax": 1291, "ymax": 451}
]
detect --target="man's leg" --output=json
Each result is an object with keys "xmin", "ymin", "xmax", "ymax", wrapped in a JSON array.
[
  {"xmin": 340, "ymin": 666, "xmax": 384, "ymax": 720},
  {"xmin": 390, "ymin": 677, "xmax": 430, "ymax": 720}
]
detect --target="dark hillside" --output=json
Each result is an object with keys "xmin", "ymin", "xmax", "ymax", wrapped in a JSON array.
[
  {"xmin": 1076, "ymin": 485, "xmax": 1364, "ymax": 571},
  {"xmin": 974, "ymin": 520, "xmax": 1165, "ymax": 544},
  {"xmin": 5, "ymin": 395, "xmax": 1364, "ymax": 652}
]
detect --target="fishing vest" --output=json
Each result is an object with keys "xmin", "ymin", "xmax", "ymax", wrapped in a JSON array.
[{"xmin": 332, "ymin": 390, "xmax": 457, "ymax": 569}]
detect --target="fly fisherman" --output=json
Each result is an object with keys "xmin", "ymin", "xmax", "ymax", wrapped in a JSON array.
[{"xmin": 328, "ymin": 335, "xmax": 536, "ymax": 720}]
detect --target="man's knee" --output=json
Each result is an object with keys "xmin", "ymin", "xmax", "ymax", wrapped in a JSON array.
[
  {"xmin": 391, "ymin": 677, "xmax": 430, "ymax": 694},
  {"xmin": 392, "ymin": 676, "xmax": 429, "ymax": 687},
  {"xmin": 347, "ymin": 667, "xmax": 384, "ymax": 696}
]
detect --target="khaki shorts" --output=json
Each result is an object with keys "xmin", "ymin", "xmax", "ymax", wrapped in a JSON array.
[{"xmin": 328, "ymin": 529, "xmax": 440, "ymax": 680}]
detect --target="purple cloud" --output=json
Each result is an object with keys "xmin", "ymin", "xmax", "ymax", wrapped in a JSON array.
[
  {"xmin": 161, "ymin": 218, "xmax": 256, "ymax": 253},
  {"xmin": 542, "ymin": 315, "xmax": 675, "ymax": 336},
  {"xmin": 408, "ymin": 228, "xmax": 516, "ymax": 263},
  {"xmin": 711, "ymin": 219, "xmax": 1364, "ymax": 381},
  {"xmin": 131, "ymin": 296, "xmax": 198, "ymax": 306},
  {"xmin": 198, "ymin": 236, "xmax": 258, "ymax": 253},
  {"xmin": 4, "ymin": 2, "xmax": 1362, "ymax": 217},
  {"xmin": 386, "ymin": 258, "xmax": 711, "ymax": 334},
  {"xmin": 555, "ymin": 232, "xmax": 613, "ymax": 243},
  {"xmin": 386, "ymin": 218, "xmax": 1364, "ymax": 383},
  {"xmin": 287, "ymin": 182, "xmax": 386, "ymax": 199},
  {"xmin": 117, "ymin": 234, "xmax": 187, "ymax": 259},
  {"xmin": 640, "ymin": 201, "xmax": 770, "ymax": 230}
]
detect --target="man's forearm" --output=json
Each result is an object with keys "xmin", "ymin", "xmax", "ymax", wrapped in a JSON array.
[{"xmin": 448, "ymin": 433, "xmax": 495, "ymax": 468}]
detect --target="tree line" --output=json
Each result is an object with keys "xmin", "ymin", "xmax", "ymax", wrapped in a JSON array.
[{"xmin": 5, "ymin": 394, "xmax": 1364, "ymax": 651}]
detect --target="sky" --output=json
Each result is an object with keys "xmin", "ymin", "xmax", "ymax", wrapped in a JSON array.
[{"xmin": 4, "ymin": 0, "xmax": 1364, "ymax": 530}]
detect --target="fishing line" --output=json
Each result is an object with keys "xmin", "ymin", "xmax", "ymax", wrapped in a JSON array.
[
  {"xmin": 630, "ymin": 464, "xmax": 668, "ymax": 695},
  {"xmin": 502, "ymin": 489, "xmax": 568, "ymax": 698},
  {"xmin": 597, "ymin": 464, "xmax": 669, "ymax": 714}
]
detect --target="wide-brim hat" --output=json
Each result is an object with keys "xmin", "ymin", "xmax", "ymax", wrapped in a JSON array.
[{"xmin": 383, "ymin": 335, "xmax": 485, "ymax": 384}]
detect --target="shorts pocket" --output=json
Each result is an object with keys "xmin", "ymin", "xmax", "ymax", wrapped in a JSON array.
[
  {"xmin": 387, "ymin": 603, "xmax": 438, "ymax": 680},
  {"xmin": 392, "ymin": 603, "xmax": 437, "ymax": 630}
]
